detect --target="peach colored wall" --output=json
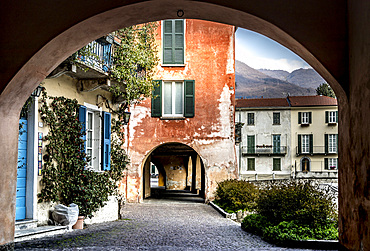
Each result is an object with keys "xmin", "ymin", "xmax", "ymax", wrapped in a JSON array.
[{"xmin": 124, "ymin": 20, "xmax": 237, "ymax": 202}]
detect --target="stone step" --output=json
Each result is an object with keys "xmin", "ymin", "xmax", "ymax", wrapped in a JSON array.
[
  {"xmin": 15, "ymin": 219, "xmax": 38, "ymax": 231},
  {"xmin": 15, "ymin": 225, "xmax": 70, "ymax": 242}
]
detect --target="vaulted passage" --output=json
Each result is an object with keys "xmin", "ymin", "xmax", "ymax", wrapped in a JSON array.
[{"xmin": 142, "ymin": 143, "xmax": 205, "ymax": 202}]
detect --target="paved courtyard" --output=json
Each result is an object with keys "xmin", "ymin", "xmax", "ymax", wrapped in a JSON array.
[{"xmin": 15, "ymin": 200, "xmax": 333, "ymax": 250}]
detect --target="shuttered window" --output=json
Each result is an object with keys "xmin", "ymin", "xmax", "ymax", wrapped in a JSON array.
[
  {"xmin": 326, "ymin": 111, "xmax": 338, "ymax": 124},
  {"xmin": 79, "ymin": 105, "xmax": 111, "ymax": 171},
  {"xmin": 273, "ymin": 158, "xmax": 281, "ymax": 171},
  {"xmin": 298, "ymin": 112, "xmax": 312, "ymax": 125},
  {"xmin": 151, "ymin": 80, "xmax": 195, "ymax": 118},
  {"xmin": 247, "ymin": 158, "xmax": 255, "ymax": 171},
  {"xmin": 163, "ymin": 19, "xmax": 184, "ymax": 64},
  {"xmin": 247, "ymin": 113, "xmax": 254, "ymax": 125}
]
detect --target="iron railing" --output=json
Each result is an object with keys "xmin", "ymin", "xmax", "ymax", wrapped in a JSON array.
[{"xmin": 242, "ymin": 146, "xmax": 287, "ymax": 155}]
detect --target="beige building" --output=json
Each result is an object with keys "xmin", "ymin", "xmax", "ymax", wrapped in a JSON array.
[
  {"xmin": 236, "ymin": 95, "xmax": 338, "ymax": 180},
  {"xmin": 289, "ymin": 96, "xmax": 338, "ymax": 178}
]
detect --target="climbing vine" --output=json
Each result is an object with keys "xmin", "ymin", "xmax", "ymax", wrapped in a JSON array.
[{"xmin": 37, "ymin": 89, "xmax": 128, "ymax": 218}]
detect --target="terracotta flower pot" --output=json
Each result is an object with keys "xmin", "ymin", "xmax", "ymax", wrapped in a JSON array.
[{"xmin": 72, "ymin": 216, "xmax": 84, "ymax": 229}]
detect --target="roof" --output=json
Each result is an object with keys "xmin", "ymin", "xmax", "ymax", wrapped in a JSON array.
[
  {"xmin": 236, "ymin": 98, "xmax": 289, "ymax": 108},
  {"xmin": 288, "ymin": 95, "xmax": 338, "ymax": 107},
  {"xmin": 236, "ymin": 95, "xmax": 338, "ymax": 108}
]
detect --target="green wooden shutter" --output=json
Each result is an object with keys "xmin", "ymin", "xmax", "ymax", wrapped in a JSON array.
[
  {"xmin": 325, "ymin": 134, "xmax": 328, "ymax": 154},
  {"xmin": 102, "ymin": 112, "xmax": 111, "ymax": 171},
  {"xmin": 325, "ymin": 111, "xmax": 329, "ymax": 123},
  {"xmin": 151, "ymin": 80, "xmax": 162, "ymax": 117},
  {"xmin": 184, "ymin": 80, "xmax": 195, "ymax": 117},
  {"xmin": 163, "ymin": 20, "xmax": 184, "ymax": 64},
  {"xmin": 309, "ymin": 112, "xmax": 312, "ymax": 124},
  {"xmin": 247, "ymin": 135, "xmax": 255, "ymax": 154},
  {"xmin": 273, "ymin": 158, "xmax": 281, "ymax": 171},
  {"xmin": 298, "ymin": 112, "xmax": 301, "ymax": 124},
  {"xmin": 324, "ymin": 158, "xmax": 328, "ymax": 169},
  {"xmin": 336, "ymin": 134, "xmax": 338, "ymax": 153},
  {"xmin": 298, "ymin": 135, "xmax": 302, "ymax": 154},
  {"xmin": 309, "ymin": 134, "xmax": 313, "ymax": 154},
  {"xmin": 336, "ymin": 111, "xmax": 338, "ymax": 123}
]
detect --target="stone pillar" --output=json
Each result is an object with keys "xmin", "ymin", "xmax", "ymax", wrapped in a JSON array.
[
  {"xmin": 0, "ymin": 103, "xmax": 21, "ymax": 248},
  {"xmin": 340, "ymin": 1, "xmax": 370, "ymax": 250}
]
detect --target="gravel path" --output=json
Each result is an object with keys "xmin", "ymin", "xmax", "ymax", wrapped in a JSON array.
[{"xmin": 15, "ymin": 201, "xmax": 330, "ymax": 250}]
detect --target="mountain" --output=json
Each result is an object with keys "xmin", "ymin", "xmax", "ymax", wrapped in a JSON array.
[
  {"xmin": 258, "ymin": 68, "xmax": 325, "ymax": 89},
  {"xmin": 258, "ymin": 69, "xmax": 290, "ymax": 81},
  {"xmin": 286, "ymin": 68, "xmax": 325, "ymax": 89},
  {"xmin": 235, "ymin": 60, "xmax": 316, "ymax": 99}
]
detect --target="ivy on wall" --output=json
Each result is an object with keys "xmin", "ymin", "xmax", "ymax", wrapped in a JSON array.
[{"xmin": 37, "ymin": 89, "xmax": 128, "ymax": 218}]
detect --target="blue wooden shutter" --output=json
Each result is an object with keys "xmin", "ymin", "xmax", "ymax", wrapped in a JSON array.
[
  {"xmin": 184, "ymin": 80, "xmax": 195, "ymax": 117},
  {"xmin": 78, "ymin": 105, "xmax": 87, "ymax": 151},
  {"xmin": 151, "ymin": 80, "xmax": 162, "ymax": 117},
  {"xmin": 102, "ymin": 112, "xmax": 111, "ymax": 171}
]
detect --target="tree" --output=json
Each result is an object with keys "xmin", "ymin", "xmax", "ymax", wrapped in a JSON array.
[{"xmin": 316, "ymin": 83, "xmax": 336, "ymax": 98}]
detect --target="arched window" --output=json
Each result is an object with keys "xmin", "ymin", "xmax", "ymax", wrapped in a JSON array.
[{"xmin": 301, "ymin": 157, "xmax": 310, "ymax": 172}]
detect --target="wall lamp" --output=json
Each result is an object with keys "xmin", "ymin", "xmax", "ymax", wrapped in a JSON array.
[
  {"xmin": 31, "ymin": 85, "xmax": 43, "ymax": 97},
  {"xmin": 123, "ymin": 111, "xmax": 131, "ymax": 125}
]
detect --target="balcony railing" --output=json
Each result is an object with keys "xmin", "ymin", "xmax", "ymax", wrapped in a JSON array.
[
  {"xmin": 296, "ymin": 146, "xmax": 338, "ymax": 156},
  {"xmin": 242, "ymin": 146, "xmax": 287, "ymax": 156},
  {"xmin": 77, "ymin": 38, "xmax": 114, "ymax": 73}
]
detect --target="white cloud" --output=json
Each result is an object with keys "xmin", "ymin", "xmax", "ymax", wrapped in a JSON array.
[{"xmin": 236, "ymin": 41, "xmax": 311, "ymax": 73}]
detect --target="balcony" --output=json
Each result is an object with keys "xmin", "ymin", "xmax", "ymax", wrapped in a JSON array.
[
  {"xmin": 296, "ymin": 146, "xmax": 338, "ymax": 156},
  {"xmin": 47, "ymin": 35, "xmax": 117, "ymax": 81},
  {"xmin": 242, "ymin": 145, "xmax": 287, "ymax": 156}
]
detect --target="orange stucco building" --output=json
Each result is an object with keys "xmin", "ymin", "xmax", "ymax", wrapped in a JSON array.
[{"xmin": 122, "ymin": 20, "xmax": 237, "ymax": 202}]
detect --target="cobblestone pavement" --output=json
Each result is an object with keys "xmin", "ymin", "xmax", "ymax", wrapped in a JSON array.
[{"xmin": 15, "ymin": 201, "xmax": 333, "ymax": 251}]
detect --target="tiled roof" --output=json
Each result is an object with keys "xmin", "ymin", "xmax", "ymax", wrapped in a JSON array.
[
  {"xmin": 236, "ymin": 95, "xmax": 338, "ymax": 108},
  {"xmin": 288, "ymin": 95, "xmax": 338, "ymax": 107},
  {"xmin": 236, "ymin": 98, "xmax": 289, "ymax": 108}
]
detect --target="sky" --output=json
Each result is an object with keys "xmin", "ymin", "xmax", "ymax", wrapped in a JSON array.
[{"xmin": 235, "ymin": 28, "xmax": 311, "ymax": 73}]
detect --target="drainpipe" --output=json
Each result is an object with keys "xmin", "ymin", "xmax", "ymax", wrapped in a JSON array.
[{"xmin": 238, "ymin": 111, "xmax": 242, "ymax": 179}]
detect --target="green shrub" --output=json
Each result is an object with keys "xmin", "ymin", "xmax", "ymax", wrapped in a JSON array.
[
  {"xmin": 241, "ymin": 214, "xmax": 270, "ymax": 236},
  {"xmin": 256, "ymin": 180, "xmax": 337, "ymax": 227},
  {"xmin": 213, "ymin": 179, "xmax": 258, "ymax": 213}
]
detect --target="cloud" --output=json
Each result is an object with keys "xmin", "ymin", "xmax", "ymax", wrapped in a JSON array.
[{"xmin": 236, "ymin": 40, "xmax": 311, "ymax": 72}]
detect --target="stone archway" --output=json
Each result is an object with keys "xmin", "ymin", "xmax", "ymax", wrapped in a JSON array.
[
  {"xmin": 142, "ymin": 143, "xmax": 206, "ymax": 201},
  {"xmin": 1, "ymin": 1, "xmax": 369, "ymax": 250}
]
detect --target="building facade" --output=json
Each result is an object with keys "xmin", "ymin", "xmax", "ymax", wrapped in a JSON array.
[
  {"xmin": 236, "ymin": 95, "xmax": 338, "ymax": 180},
  {"xmin": 122, "ymin": 19, "xmax": 237, "ymax": 202}
]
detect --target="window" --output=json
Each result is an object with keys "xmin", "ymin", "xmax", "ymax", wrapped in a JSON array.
[
  {"xmin": 79, "ymin": 105, "xmax": 111, "ymax": 171},
  {"xmin": 247, "ymin": 158, "xmax": 255, "ymax": 171},
  {"xmin": 247, "ymin": 113, "xmax": 254, "ymax": 125},
  {"xmin": 325, "ymin": 134, "xmax": 338, "ymax": 154},
  {"xmin": 273, "ymin": 158, "xmax": 281, "ymax": 171},
  {"xmin": 325, "ymin": 158, "xmax": 338, "ymax": 170},
  {"xmin": 163, "ymin": 19, "xmax": 185, "ymax": 65},
  {"xmin": 298, "ymin": 134, "xmax": 313, "ymax": 154},
  {"xmin": 247, "ymin": 135, "xmax": 255, "ymax": 154},
  {"xmin": 273, "ymin": 135, "xmax": 281, "ymax": 153},
  {"xmin": 298, "ymin": 112, "xmax": 312, "ymax": 125},
  {"xmin": 301, "ymin": 157, "xmax": 310, "ymax": 172},
  {"xmin": 326, "ymin": 111, "xmax": 338, "ymax": 124},
  {"xmin": 273, "ymin": 112, "xmax": 280, "ymax": 125},
  {"xmin": 151, "ymin": 80, "xmax": 195, "ymax": 118}
]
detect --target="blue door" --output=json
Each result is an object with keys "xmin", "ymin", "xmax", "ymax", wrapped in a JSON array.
[{"xmin": 16, "ymin": 118, "xmax": 27, "ymax": 220}]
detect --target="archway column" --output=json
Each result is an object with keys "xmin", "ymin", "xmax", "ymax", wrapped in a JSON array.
[{"xmin": 0, "ymin": 109, "xmax": 20, "ymax": 247}]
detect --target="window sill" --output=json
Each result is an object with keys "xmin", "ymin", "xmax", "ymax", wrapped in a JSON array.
[
  {"xmin": 300, "ymin": 123, "xmax": 310, "ymax": 126},
  {"xmin": 328, "ymin": 122, "xmax": 337, "ymax": 126},
  {"xmin": 160, "ymin": 116, "xmax": 185, "ymax": 120},
  {"xmin": 272, "ymin": 123, "xmax": 281, "ymax": 125},
  {"xmin": 161, "ymin": 64, "xmax": 185, "ymax": 67}
]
